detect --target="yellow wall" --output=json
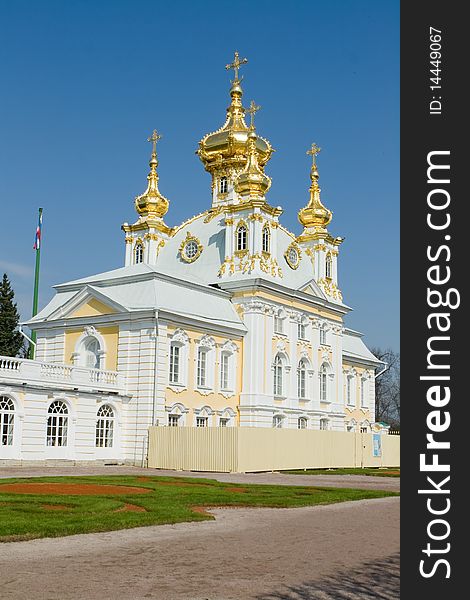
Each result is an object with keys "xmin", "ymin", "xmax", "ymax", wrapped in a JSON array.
[
  {"xmin": 165, "ymin": 326, "xmax": 243, "ymax": 425},
  {"xmin": 69, "ymin": 298, "xmax": 117, "ymax": 318},
  {"xmin": 64, "ymin": 326, "xmax": 119, "ymax": 371}
]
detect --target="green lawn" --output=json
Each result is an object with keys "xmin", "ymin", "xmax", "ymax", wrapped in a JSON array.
[
  {"xmin": 0, "ymin": 474, "xmax": 398, "ymax": 542},
  {"xmin": 283, "ymin": 468, "xmax": 400, "ymax": 477}
]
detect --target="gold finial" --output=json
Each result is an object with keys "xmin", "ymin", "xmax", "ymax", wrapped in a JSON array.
[
  {"xmin": 134, "ymin": 129, "xmax": 169, "ymax": 221},
  {"xmin": 147, "ymin": 129, "xmax": 162, "ymax": 155},
  {"xmin": 307, "ymin": 143, "xmax": 321, "ymax": 166},
  {"xmin": 225, "ymin": 51, "xmax": 248, "ymax": 81},
  {"xmin": 298, "ymin": 142, "xmax": 332, "ymax": 234},
  {"xmin": 247, "ymin": 100, "xmax": 261, "ymax": 129}
]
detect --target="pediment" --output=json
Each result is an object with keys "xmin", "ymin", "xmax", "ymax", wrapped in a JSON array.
[{"xmin": 48, "ymin": 286, "xmax": 127, "ymax": 320}]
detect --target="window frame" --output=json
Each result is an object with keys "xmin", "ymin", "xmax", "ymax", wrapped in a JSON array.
[
  {"xmin": 0, "ymin": 395, "xmax": 15, "ymax": 447},
  {"xmin": 297, "ymin": 359, "xmax": 307, "ymax": 399},
  {"xmin": 95, "ymin": 404, "xmax": 115, "ymax": 448},
  {"xmin": 273, "ymin": 354, "xmax": 284, "ymax": 397},
  {"xmin": 235, "ymin": 223, "xmax": 248, "ymax": 253},
  {"xmin": 46, "ymin": 400, "xmax": 69, "ymax": 448}
]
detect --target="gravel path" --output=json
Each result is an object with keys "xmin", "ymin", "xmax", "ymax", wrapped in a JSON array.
[
  {"xmin": 0, "ymin": 465, "xmax": 400, "ymax": 492},
  {"xmin": 0, "ymin": 497, "xmax": 399, "ymax": 599}
]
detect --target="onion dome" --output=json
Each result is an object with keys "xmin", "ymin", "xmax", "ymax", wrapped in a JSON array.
[
  {"xmin": 135, "ymin": 130, "xmax": 170, "ymax": 220},
  {"xmin": 197, "ymin": 52, "xmax": 274, "ymax": 177},
  {"xmin": 235, "ymin": 128, "xmax": 272, "ymax": 199},
  {"xmin": 298, "ymin": 143, "xmax": 332, "ymax": 234}
]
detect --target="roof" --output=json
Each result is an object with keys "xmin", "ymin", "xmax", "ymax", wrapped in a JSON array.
[{"xmin": 342, "ymin": 328, "xmax": 382, "ymax": 365}]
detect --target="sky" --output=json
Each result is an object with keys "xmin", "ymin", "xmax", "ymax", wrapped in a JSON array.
[{"xmin": 0, "ymin": 0, "xmax": 399, "ymax": 351}]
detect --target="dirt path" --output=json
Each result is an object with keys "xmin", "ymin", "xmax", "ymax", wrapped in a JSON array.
[
  {"xmin": 0, "ymin": 465, "xmax": 400, "ymax": 492},
  {"xmin": 0, "ymin": 497, "xmax": 399, "ymax": 599}
]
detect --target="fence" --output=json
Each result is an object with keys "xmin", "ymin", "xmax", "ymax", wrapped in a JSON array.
[{"xmin": 147, "ymin": 426, "xmax": 400, "ymax": 473}]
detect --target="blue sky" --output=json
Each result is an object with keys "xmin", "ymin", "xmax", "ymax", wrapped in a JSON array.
[{"xmin": 0, "ymin": 0, "xmax": 399, "ymax": 351}]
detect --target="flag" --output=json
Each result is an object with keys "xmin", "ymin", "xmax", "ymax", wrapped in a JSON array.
[{"xmin": 33, "ymin": 209, "xmax": 43, "ymax": 250}]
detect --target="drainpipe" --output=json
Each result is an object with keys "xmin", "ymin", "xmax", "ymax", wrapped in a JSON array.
[
  {"xmin": 375, "ymin": 362, "xmax": 388, "ymax": 379},
  {"xmin": 152, "ymin": 309, "xmax": 159, "ymax": 426},
  {"xmin": 19, "ymin": 326, "xmax": 36, "ymax": 354}
]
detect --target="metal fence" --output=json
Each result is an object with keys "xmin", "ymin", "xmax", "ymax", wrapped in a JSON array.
[{"xmin": 148, "ymin": 426, "xmax": 400, "ymax": 473}]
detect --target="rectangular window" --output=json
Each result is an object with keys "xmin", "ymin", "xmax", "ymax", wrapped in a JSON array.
[
  {"xmin": 298, "ymin": 322, "xmax": 307, "ymax": 340},
  {"xmin": 361, "ymin": 380, "xmax": 366, "ymax": 406},
  {"xmin": 273, "ymin": 416, "xmax": 283, "ymax": 428},
  {"xmin": 320, "ymin": 328, "xmax": 327, "ymax": 345},
  {"xmin": 274, "ymin": 316, "xmax": 284, "ymax": 334},
  {"xmin": 347, "ymin": 377, "xmax": 353, "ymax": 405},
  {"xmin": 298, "ymin": 417, "xmax": 307, "ymax": 429},
  {"xmin": 220, "ymin": 353, "xmax": 230, "ymax": 390},
  {"xmin": 320, "ymin": 418, "xmax": 329, "ymax": 431},
  {"xmin": 197, "ymin": 349, "xmax": 207, "ymax": 388},
  {"xmin": 1, "ymin": 414, "xmax": 14, "ymax": 446},
  {"xmin": 168, "ymin": 415, "xmax": 180, "ymax": 427},
  {"xmin": 169, "ymin": 344, "xmax": 180, "ymax": 384},
  {"xmin": 320, "ymin": 373, "xmax": 327, "ymax": 402},
  {"xmin": 196, "ymin": 416, "xmax": 208, "ymax": 427},
  {"xmin": 298, "ymin": 369, "xmax": 306, "ymax": 399}
]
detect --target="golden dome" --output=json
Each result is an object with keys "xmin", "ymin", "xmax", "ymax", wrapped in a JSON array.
[
  {"xmin": 135, "ymin": 130, "xmax": 170, "ymax": 220},
  {"xmin": 197, "ymin": 52, "xmax": 274, "ymax": 177},
  {"xmin": 235, "ymin": 130, "xmax": 272, "ymax": 198},
  {"xmin": 298, "ymin": 143, "xmax": 332, "ymax": 234}
]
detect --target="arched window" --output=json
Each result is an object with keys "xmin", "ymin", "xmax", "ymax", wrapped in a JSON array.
[
  {"xmin": 326, "ymin": 253, "xmax": 332, "ymax": 279},
  {"xmin": 297, "ymin": 359, "xmax": 307, "ymax": 399},
  {"xmin": 262, "ymin": 225, "xmax": 270, "ymax": 254},
  {"xmin": 298, "ymin": 416, "xmax": 308, "ymax": 429},
  {"xmin": 96, "ymin": 404, "xmax": 115, "ymax": 448},
  {"xmin": 273, "ymin": 354, "xmax": 283, "ymax": 397},
  {"xmin": 320, "ymin": 364, "xmax": 328, "ymax": 402},
  {"xmin": 220, "ymin": 351, "xmax": 231, "ymax": 391},
  {"xmin": 134, "ymin": 242, "xmax": 143, "ymax": 264},
  {"xmin": 346, "ymin": 419, "xmax": 357, "ymax": 432},
  {"xmin": 46, "ymin": 400, "xmax": 69, "ymax": 447},
  {"xmin": 0, "ymin": 396, "xmax": 15, "ymax": 446},
  {"xmin": 220, "ymin": 176, "xmax": 228, "ymax": 194},
  {"xmin": 236, "ymin": 223, "xmax": 248, "ymax": 252},
  {"xmin": 84, "ymin": 337, "xmax": 100, "ymax": 369}
]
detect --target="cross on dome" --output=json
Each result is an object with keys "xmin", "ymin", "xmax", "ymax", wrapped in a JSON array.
[
  {"xmin": 307, "ymin": 143, "xmax": 321, "ymax": 166},
  {"xmin": 225, "ymin": 51, "xmax": 248, "ymax": 81},
  {"xmin": 148, "ymin": 129, "xmax": 162, "ymax": 155},
  {"xmin": 247, "ymin": 100, "xmax": 261, "ymax": 129}
]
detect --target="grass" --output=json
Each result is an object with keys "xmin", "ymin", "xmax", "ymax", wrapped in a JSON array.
[
  {"xmin": 0, "ymin": 474, "xmax": 398, "ymax": 542},
  {"xmin": 283, "ymin": 468, "xmax": 400, "ymax": 477}
]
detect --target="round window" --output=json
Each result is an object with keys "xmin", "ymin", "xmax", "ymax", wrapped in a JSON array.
[
  {"xmin": 288, "ymin": 247, "xmax": 298, "ymax": 265},
  {"xmin": 185, "ymin": 240, "xmax": 199, "ymax": 259}
]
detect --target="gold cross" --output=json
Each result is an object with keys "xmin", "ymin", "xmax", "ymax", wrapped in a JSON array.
[
  {"xmin": 147, "ymin": 129, "xmax": 162, "ymax": 154},
  {"xmin": 247, "ymin": 100, "xmax": 261, "ymax": 128},
  {"xmin": 307, "ymin": 143, "xmax": 321, "ymax": 166},
  {"xmin": 225, "ymin": 51, "xmax": 248, "ymax": 81}
]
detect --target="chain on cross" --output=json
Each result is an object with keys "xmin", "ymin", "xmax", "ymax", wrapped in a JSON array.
[
  {"xmin": 307, "ymin": 142, "xmax": 321, "ymax": 166},
  {"xmin": 148, "ymin": 129, "xmax": 162, "ymax": 155},
  {"xmin": 225, "ymin": 51, "xmax": 248, "ymax": 81}
]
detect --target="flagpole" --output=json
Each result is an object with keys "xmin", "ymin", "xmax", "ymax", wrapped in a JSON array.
[{"xmin": 30, "ymin": 207, "xmax": 43, "ymax": 359}]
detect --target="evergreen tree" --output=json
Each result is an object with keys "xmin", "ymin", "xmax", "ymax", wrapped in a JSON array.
[{"xmin": 0, "ymin": 273, "xmax": 24, "ymax": 357}]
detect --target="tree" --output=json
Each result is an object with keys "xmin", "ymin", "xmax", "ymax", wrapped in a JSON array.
[
  {"xmin": 0, "ymin": 273, "xmax": 24, "ymax": 357},
  {"xmin": 371, "ymin": 347, "xmax": 400, "ymax": 427}
]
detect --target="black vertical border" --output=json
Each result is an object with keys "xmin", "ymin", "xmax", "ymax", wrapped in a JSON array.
[{"xmin": 401, "ymin": 2, "xmax": 465, "ymax": 596}]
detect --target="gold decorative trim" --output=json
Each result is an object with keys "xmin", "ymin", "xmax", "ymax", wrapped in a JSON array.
[
  {"xmin": 317, "ymin": 277, "xmax": 343, "ymax": 301},
  {"xmin": 284, "ymin": 242, "xmax": 302, "ymax": 270},
  {"xmin": 179, "ymin": 232, "xmax": 203, "ymax": 263}
]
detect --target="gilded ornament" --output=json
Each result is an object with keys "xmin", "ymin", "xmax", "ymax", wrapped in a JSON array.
[
  {"xmin": 179, "ymin": 231, "xmax": 203, "ymax": 263},
  {"xmin": 284, "ymin": 242, "xmax": 302, "ymax": 269}
]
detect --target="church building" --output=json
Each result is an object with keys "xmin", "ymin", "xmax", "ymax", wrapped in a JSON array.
[{"xmin": 0, "ymin": 53, "xmax": 382, "ymax": 465}]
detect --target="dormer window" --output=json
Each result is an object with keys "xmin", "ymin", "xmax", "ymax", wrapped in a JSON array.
[
  {"xmin": 236, "ymin": 223, "xmax": 248, "ymax": 252},
  {"xmin": 326, "ymin": 253, "xmax": 332, "ymax": 279},
  {"xmin": 220, "ymin": 176, "xmax": 228, "ymax": 194},
  {"xmin": 262, "ymin": 225, "xmax": 270, "ymax": 254}
]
